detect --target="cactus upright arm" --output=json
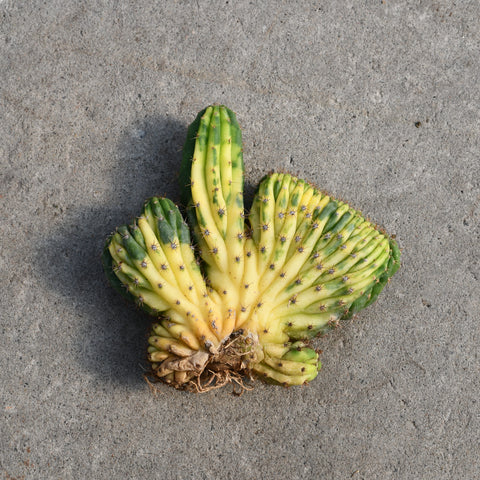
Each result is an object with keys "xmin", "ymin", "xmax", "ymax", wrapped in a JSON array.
[{"xmin": 180, "ymin": 105, "xmax": 246, "ymax": 337}]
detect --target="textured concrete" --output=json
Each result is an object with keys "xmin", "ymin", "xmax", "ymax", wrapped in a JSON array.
[{"xmin": 1, "ymin": 1, "xmax": 479, "ymax": 479}]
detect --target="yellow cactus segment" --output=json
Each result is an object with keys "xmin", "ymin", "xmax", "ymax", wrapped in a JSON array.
[
  {"xmin": 225, "ymin": 109, "xmax": 246, "ymax": 273},
  {"xmin": 205, "ymin": 106, "xmax": 228, "ymax": 238},
  {"xmin": 280, "ymin": 312, "xmax": 333, "ymax": 329},
  {"xmin": 148, "ymin": 335, "xmax": 196, "ymax": 357},
  {"xmin": 220, "ymin": 308, "xmax": 236, "ymax": 340},
  {"xmin": 237, "ymin": 238, "xmax": 260, "ymax": 327},
  {"xmin": 263, "ymin": 343, "xmax": 290, "ymax": 358},
  {"xmin": 256, "ymin": 177, "xmax": 276, "ymax": 274},
  {"xmin": 252, "ymin": 363, "xmax": 316, "ymax": 385},
  {"xmin": 191, "ymin": 106, "xmax": 229, "ymax": 272},
  {"xmin": 262, "ymin": 356, "xmax": 318, "ymax": 377},
  {"xmin": 273, "ymin": 173, "xmax": 291, "ymax": 233},
  {"xmin": 149, "ymin": 351, "xmax": 170, "ymax": 362},
  {"xmin": 296, "ymin": 187, "xmax": 315, "ymax": 225},
  {"xmin": 134, "ymin": 288, "xmax": 169, "ymax": 311},
  {"xmin": 121, "ymin": 250, "xmax": 220, "ymax": 346},
  {"xmin": 221, "ymin": 109, "xmax": 245, "ymax": 286},
  {"xmin": 136, "ymin": 217, "xmax": 180, "ymax": 289},
  {"xmin": 137, "ymin": 217, "xmax": 198, "ymax": 305},
  {"xmin": 163, "ymin": 321, "xmax": 202, "ymax": 351},
  {"xmin": 151, "ymin": 322, "xmax": 174, "ymax": 337},
  {"xmin": 219, "ymin": 108, "xmax": 233, "ymax": 206},
  {"xmin": 179, "ymin": 244, "xmax": 204, "ymax": 292}
]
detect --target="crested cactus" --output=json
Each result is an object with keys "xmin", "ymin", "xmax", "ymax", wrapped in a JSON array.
[{"xmin": 103, "ymin": 105, "xmax": 400, "ymax": 391}]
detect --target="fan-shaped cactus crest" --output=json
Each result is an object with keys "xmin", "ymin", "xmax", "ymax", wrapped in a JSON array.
[{"xmin": 103, "ymin": 105, "xmax": 400, "ymax": 391}]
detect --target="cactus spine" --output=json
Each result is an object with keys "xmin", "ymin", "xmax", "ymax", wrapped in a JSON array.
[{"xmin": 103, "ymin": 105, "xmax": 400, "ymax": 391}]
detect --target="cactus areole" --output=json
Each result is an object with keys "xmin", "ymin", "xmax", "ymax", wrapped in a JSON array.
[{"xmin": 102, "ymin": 105, "xmax": 400, "ymax": 392}]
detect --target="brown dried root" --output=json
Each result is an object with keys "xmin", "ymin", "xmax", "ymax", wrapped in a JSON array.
[{"xmin": 146, "ymin": 332, "xmax": 260, "ymax": 394}]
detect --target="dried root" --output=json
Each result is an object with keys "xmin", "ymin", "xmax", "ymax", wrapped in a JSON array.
[{"xmin": 146, "ymin": 332, "xmax": 259, "ymax": 394}]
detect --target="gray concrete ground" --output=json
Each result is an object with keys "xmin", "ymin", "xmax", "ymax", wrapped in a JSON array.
[{"xmin": 1, "ymin": 1, "xmax": 479, "ymax": 479}]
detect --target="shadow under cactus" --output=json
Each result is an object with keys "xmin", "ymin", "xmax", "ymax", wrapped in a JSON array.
[{"xmin": 38, "ymin": 115, "xmax": 197, "ymax": 388}]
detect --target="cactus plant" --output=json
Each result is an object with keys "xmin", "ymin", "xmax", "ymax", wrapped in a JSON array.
[{"xmin": 103, "ymin": 105, "xmax": 400, "ymax": 391}]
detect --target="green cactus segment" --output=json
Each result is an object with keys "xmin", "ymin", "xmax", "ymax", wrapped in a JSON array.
[
  {"xmin": 241, "ymin": 172, "xmax": 400, "ymax": 342},
  {"xmin": 253, "ymin": 342, "xmax": 320, "ymax": 385},
  {"xmin": 103, "ymin": 197, "xmax": 221, "ymax": 348}
]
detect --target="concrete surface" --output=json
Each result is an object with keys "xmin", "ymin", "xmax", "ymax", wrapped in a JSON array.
[{"xmin": 1, "ymin": 1, "xmax": 479, "ymax": 479}]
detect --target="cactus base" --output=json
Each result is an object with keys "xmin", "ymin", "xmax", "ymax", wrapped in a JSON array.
[{"xmin": 148, "ymin": 331, "xmax": 262, "ymax": 393}]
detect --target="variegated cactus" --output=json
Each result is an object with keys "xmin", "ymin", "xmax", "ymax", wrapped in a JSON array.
[{"xmin": 102, "ymin": 105, "xmax": 400, "ymax": 391}]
